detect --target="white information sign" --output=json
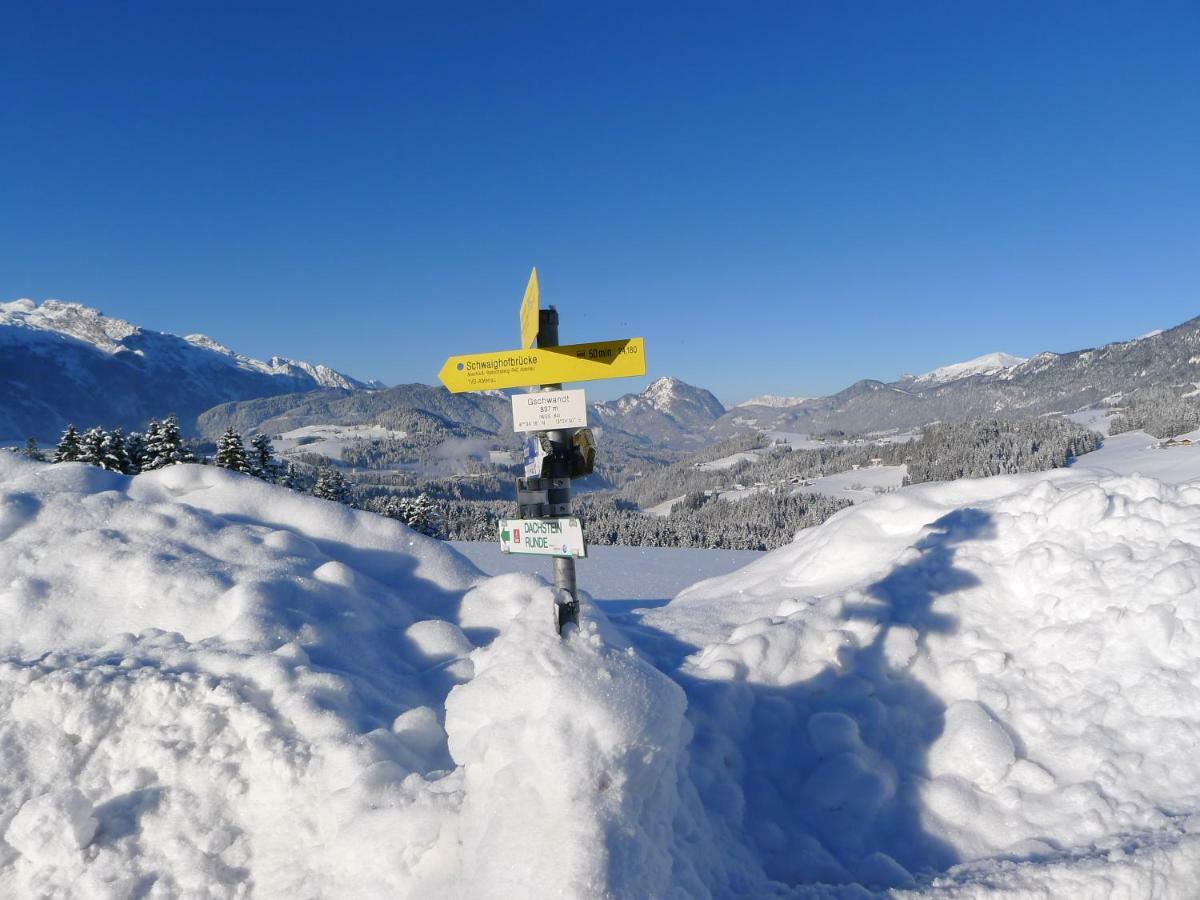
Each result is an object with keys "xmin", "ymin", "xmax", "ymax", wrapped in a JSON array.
[
  {"xmin": 511, "ymin": 389, "xmax": 588, "ymax": 432},
  {"xmin": 498, "ymin": 518, "xmax": 587, "ymax": 558}
]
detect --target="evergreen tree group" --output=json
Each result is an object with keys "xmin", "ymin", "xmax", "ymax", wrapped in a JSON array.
[
  {"xmin": 312, "ymin": 466, "xmax": 351, "ymax": 504},
  {"xmin": 373, "ymin": 492, "xmax": 440, "ymax": 536},
  {"xmin": 49, "ymin": 414, "xmax": 196, "ymax": 475}
]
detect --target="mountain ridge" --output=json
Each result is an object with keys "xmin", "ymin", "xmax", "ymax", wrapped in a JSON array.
[{"xmin": 0, "ymin": 299, "xmax": 378, "ymax": 440}]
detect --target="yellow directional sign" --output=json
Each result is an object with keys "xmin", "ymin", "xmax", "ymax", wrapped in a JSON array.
[
  {"xmin": 438, "ymin": 337, "xmax": 646, "ymax": 393},
  {"xmin": 519, "ymin": 267, "xmax": 539, "ymax": 349}
]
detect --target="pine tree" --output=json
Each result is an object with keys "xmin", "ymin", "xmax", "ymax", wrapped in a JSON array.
[
  {"xmin": 77, "ymin": 427, "xmax": 106, "ymax": 468},
  {"xmin": 248, "ymin": 433, "xmax": 277, "ymax": 479},
  {"xmin": 312, "ymin": 466, "xmax": 350, "ymax": 504},
  {"xmin": 141, "ymin": 420, "xmax": 163, "ymax": 470},
  {"xmin": 53, "ymin": 424, "xmax": 82, "ymax": 463},
  {"xmin": 102, "ymin": 427, "xmax": 133, "ymax": 474},
  {"xmin": 280, "ymin": 462, "xmax": 301, "ymax": 490},
  {"xmin": 23, "ymin": 437, "xmax": 45, "ymax": 462},
  {"xmin": 215, "ymin": 427, "xmax": 250, "ymax": 473},
  {"xmin": 404, "ymin": 492, "xmax": 440, "ymax": 537},
  {"xmin": 145, "ymin": 415, "xmax": 195, "ymax": 470},
  {"xmin": 124, "ymin": 431, "xmax": 146, "ymax": 475}
]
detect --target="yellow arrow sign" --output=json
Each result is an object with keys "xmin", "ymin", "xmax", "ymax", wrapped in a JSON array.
[
  {"xmin": 519, "ymin": 267, "xmax": 539, "ymax": 349},
  {"xmin": 438, "ymin": 337, "xmax": 646, "ymax": 393}
]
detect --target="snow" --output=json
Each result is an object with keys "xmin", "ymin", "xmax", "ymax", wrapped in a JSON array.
[
  {"xmin": 274, "ymin": 424, "xmax": 408, "ymax": 461},
  {"xmin": 694, "ymin": 450, "xmax": 763, "ymax": 471},
  {"xmin": 453, "ymin": 541, "xmax": 763, "ymax": 612},
  {"xmin": 5, "ymin": 445, "xmax": 1200, "ymax": 896},
  {"xmin": 735, "ymin": 395, "xmax": 810, "ymax": 408},
  {"xmin": 912, "ymin": 352, "xmax": 1027, "ymax": 386},
  {"xmin": 794, "ymin": 464, "xmax": 908, "ymax": 503},
  {"xmin": 630, "ymin": 463, "xmax": 1200, "ymax": 895}
]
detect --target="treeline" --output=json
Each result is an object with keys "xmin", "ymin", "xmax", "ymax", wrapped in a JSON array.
[
  {"xmin": 617, "ymin": 434, "xmax": 896, "ymax": 509},
  {"xmin": 437, "ymin": 490, "xmax": 853, "ymax": 551},
  {"xmin": 35, "ymin": 416, "xmax": 197, "ymax": 474},
  {"xmin": 24, "ymin": 419, "xmax": 444, "ymax": 537},
  {"xmin": 1109, "ymin": 387, "xmax": 1200, "ymax": 439},
  {"xmin": 902, "ymin": 418, "xmax": 1100, "ymax": 485}
]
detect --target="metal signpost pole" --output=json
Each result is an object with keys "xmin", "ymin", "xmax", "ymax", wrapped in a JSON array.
[{"xmin": 537, "ymin": 306, "xmax": 580, "ymax": 631}]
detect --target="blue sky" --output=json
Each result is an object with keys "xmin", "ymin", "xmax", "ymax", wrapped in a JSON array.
[{"xmin": 3, "ymin": 2, "xmax": 1197, "ymax": 404}]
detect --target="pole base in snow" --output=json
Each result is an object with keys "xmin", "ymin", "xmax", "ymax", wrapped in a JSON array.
[{"xmin": 554, "ymin": 595, "xmax": 580, "ymax": 635}]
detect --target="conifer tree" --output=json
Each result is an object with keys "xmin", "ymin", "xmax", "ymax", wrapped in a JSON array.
[
  {"xmin": 215, "ymin": 427, "xmax": 250, "ymax": 473},
  {"xmin": 23, "ymin": 437, "xmax": 45, "ymax": 462},
  {"xmin": 53, "ymin": 425, "xmax": 82, "ymax": 463},
  {"xmin": 77, "ymin": 427, "xmax": 106, "ymax": 468},
  {"xmin": 280, "ymin": 462, "xmax": 301, "ymax": 490},
  {"xmin": 124, "ymin": 431, "xmax": 146, "ymax": 475},
  {"xmin": 312, "ymin": 466, "xmax": 350, "ymax": 504},
  {"xmin": 145, "ymin": 415, "xmax": 195, "ymax": 470},
  {"xmin": 102, "ymin": 427, "xmax": 133, "ymax": 474},
  {"xmin": 141, "ymin": 420, "xmax": 163, "ymax": 470},
  {"xmin": 248, "ymin": 433, "xmax": 277, "ymax": 480}
]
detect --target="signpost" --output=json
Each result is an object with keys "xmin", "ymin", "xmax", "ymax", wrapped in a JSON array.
[
  {"xmin": 440, "ymin": 269, "xmax": 647, "ymax": 635},
  {"xmin": 437, "ymin": 338, "xmax": 645, "ymax": 393},
  {"xmin": 512, "ymin": 389, "xmax": 588, "ymax": 432},
  {"xmin": 499, "ymin": 518, "xmax": 587, "ymax": 558},
  {"xmin": 519, "ymin": 268, "xmax": 540, "ymax": 350}
]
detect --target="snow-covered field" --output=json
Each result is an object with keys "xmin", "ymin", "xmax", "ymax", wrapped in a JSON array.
[
  {"xmin": 2, "ymin": 428, "xmax": 1200, "ymax": 897},
  {"xmin": 452, "ymin": 541, "xmax": 763, "ymax": 613},
  {"xmin": 273, "ymin": 424, "xmax": 407, "ymax": 461},
  {"xmin": 794, "ymin": 463, "xmax": 908, "ymax": 503}
]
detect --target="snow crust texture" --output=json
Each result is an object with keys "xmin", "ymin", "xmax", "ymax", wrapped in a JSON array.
[
  {"xmin": 0, "ymin": 457, "xmax": 709, "ymax": 899},
  {"xmin": 639, "ymin": 466, "xmax": 1200, "ymax": 896},
  {"xmin": 4, "ymin": 452, "xmax": 1200, "ymax": 897}
]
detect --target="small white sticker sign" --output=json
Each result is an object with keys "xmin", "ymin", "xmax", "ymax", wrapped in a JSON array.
[
  {"xmin": 511, "ymin": 389, "xmax": 588, "ymax": 432},
  {"xmin": 498, "ymin": 518, "xmax": 587, "ymax": 558}
]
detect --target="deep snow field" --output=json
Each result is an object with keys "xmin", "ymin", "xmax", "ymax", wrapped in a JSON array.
[{"xmin": 2, "ymin": 429, "xmax": 1200, "ymax": 897}]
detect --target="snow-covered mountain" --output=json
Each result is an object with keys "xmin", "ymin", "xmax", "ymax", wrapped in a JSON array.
[
  {"xmin": 734, "ymin": 394, "xmax": 811, "ymax": 408},
  {"xmin": 590, "ymin": 376, "xmax": 725, "ymax": 447},
  {"xmin": 907, "ymin": 351, "xmax": 1028, "ymax": 385},
  {"xmin": 715, "ymin": 313, "xmax": 1200, "ymax": 436},
  {"xmin": 200, "ymin": 375, "xmax": 727, "ymax": 453},
  {"xmin": 0, "ymin": 299, "xmax": 379, "ymax": 440}
]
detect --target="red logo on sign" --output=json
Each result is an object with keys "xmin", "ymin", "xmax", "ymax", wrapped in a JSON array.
[{"xmin": 513, "ymin": 529, "xmax": 521, "ymax": 544}]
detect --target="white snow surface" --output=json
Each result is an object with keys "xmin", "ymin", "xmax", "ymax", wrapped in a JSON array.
[
  {"xmin": 735, "ymin": 395, "xmax": 811, "ymax": 409},
  {"xmin": 630, "ymin": 457, "xmax": 1200, "ymax": 896},
  {"xmin": 4, "ymin": 443, "xmax": 1200, "ymax": 896},
  {"xmin": 912, "ymin": 352, "xmax": 1027, "ymax": 385}
]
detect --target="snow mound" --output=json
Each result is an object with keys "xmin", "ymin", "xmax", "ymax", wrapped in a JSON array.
[
  {"xmin": 0, "ymin": 456, "xmax": 717, "ymax": 898},
  {"xmin": 638, "ymin": 468, "xmax": 1200, "ymax": 894}
]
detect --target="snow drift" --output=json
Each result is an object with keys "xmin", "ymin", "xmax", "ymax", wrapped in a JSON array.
[
  {"xmin": 637, "ymin": 464, "xmax": 1200, "ymax": 896},
  {"xmin": 3, "ymin": 451, "xmax": 1200, "ymax": 897},
  {"xmin": 0, "ymin": 457, "xmax": 700, "ymax": 898}
]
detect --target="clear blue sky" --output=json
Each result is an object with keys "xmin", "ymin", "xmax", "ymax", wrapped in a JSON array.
[{"xmin": 3, "ymin": 2, "xmax": 1197, "ymax": 404}]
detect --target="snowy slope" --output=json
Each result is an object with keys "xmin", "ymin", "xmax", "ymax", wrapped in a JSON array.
[
  {"xmin": 4, "ymin": 448, "xmax": 1200, "ymax": 897},
  {"xmin": 910, "ymin": 352, "xmax": 1027, "ymax": 385},
  {"xmin": 630, "ymin": 461, "xmax": 1200, "ymax": 895},
  {"xmin": 0, "ymin": 457, "xmax": 718, "ymax": 898},
  {"xmin": 0, "ymin": 299, "xmax": 377, "ymax": 441},
  {"xmin": 735, "ymin": 395, "xmax": 811, "ymax": 408}
]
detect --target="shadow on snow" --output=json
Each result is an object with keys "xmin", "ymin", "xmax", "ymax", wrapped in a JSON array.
[{"xmin": 615, "ymin": 508, "xmax": 995, "ymax": 892}]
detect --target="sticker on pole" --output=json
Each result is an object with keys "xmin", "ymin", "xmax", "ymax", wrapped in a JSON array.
[
  {"xmin": 498, "ymin": 518, "xmax": 587, "ymax": 558},
  {"xmin": 512, "ymin": 389, "xmax": 587, "ymax": 432}
]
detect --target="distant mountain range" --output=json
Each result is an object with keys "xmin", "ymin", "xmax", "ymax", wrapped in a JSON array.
[
  {"xmin": 720, "ymin": 315, "xmax": 1200, "ymax": 435},
  {"xmin": 5, "ymin": 297, "xmax": 1198, "ymax": 449},
  {"xmin": 0, "ymin": 299, "xmax": 379, "ymax": 440},
  {"xmin": 198, "ymin": 376, "xmax": 726, "ymax": 452}
]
